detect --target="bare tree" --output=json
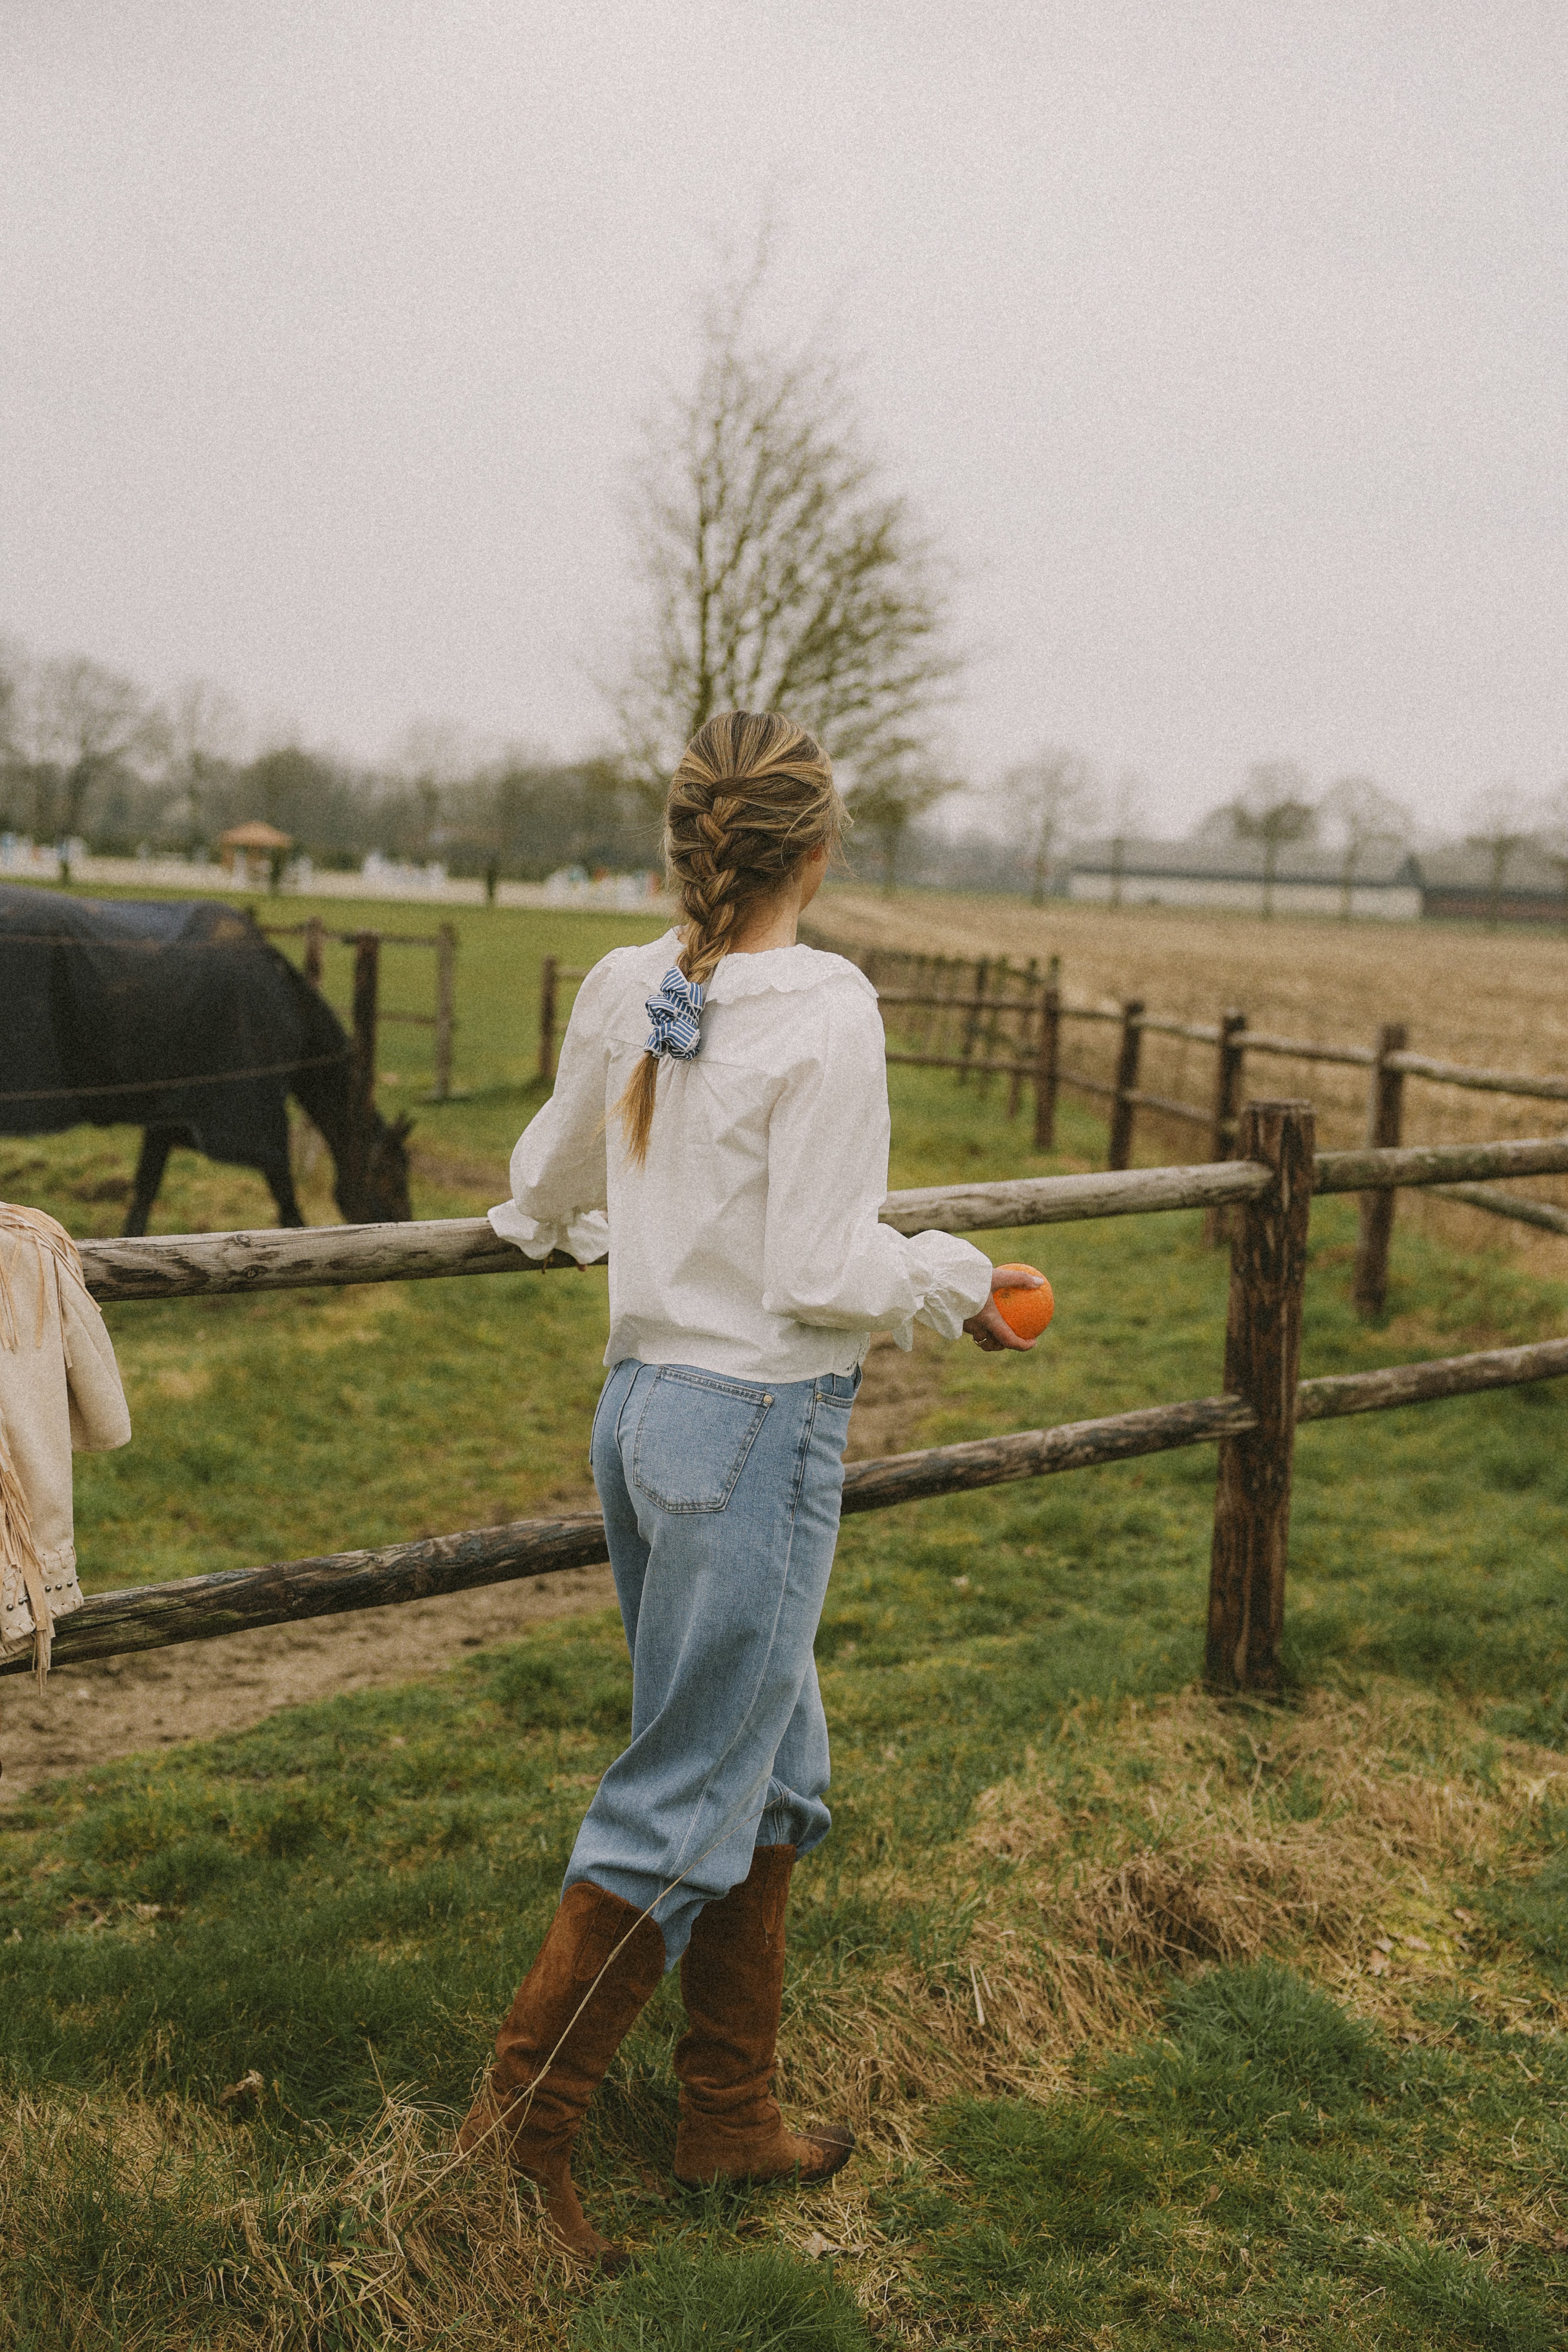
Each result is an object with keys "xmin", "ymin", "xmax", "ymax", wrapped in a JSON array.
[
  {"xmin": 1317, "ymin": 775, "xmax": 1414, "ymax": 920},
  {"xmin": 0, "ymin": 640, "xmax": 30, "ymax": 834},
  {"xmin": 1001, "ymin": 746, "xmax": 1096, "ymax": 906},
  {"xmin": 0, "ymin": 638, "xmax": 23, "ymax": 772},
  {"xmin": 164, "ymin": 679, "xmax": 245, "ymax": 850},
  {"xmin": 618, "ymin": 259, "xmax": 960, "ymax": 797},
  {"xmin": 0, "ymin": 642, "xmax": 57, "ymax": 836},
  {"xmin": 245, "ymin": 744, "xmax": 339, "ymax": 845},
  {"xmin": 389, "ymin": 719, "xmax": 471, "ymax": 857},
  {"xmin": 1103, "ymin": 768, "xmax": 1148, "ymax": 908},
  {"xmin": 1540, "ymin": 778, "xmax": 1568, "ymax": 931},
  {"xmin": 1465, "ymin": 785, "xmax": 1534, "ymax": 932},
  {"xmin": 35, "ymin": 655, "xmax": 162, "ymax": 843},
  {"xmin": 843, "ymin": 754, "xmax": 961, "ymax": 895},
  {"xmin": 1227, "ymin": 760, "xmax": 1317, "ymax": 916}
]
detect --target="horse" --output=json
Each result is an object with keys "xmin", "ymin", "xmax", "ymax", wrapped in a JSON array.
[{"xmin": 0, "ymin": 885, "xmax": 413, "ymax": 1234}]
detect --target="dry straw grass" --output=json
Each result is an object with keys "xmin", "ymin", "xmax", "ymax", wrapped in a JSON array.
[
  {"xmin": 5, "ymin": 1683, "xmax": 1563, "ymax": 2346},
  {"xmin": 777, "ymin": 1681, "xmax": 1568, "ymax": 2134},
  {"xmin": 0, "ymin": 2082, "xmax": 570, "ymax": 2350},
  {"xmin": 814, "ymin": 885, "xmax": 1568, "ymax": 1270},
  {"xmin": 760, "ymin": 1680, "xmax": 1568, "ymax": 2302}
]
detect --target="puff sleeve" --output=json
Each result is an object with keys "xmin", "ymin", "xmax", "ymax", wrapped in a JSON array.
[
  {"xmin": 488, "ymin": 955, "xmax": 617, "ymax": 1265},
  {"xmin": 759, "ymin": 985, "xmax": 992, "ymax": 1348}
]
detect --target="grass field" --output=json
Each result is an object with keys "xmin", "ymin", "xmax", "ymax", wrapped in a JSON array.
[{"xmin": 1, "ymin": 887, "xmax": 1567, "ymax": 2348}]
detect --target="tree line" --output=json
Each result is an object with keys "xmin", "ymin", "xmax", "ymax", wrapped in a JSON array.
[{"xmin": 0, "ymin": 655, "xmax": 661, "ymax": 880}]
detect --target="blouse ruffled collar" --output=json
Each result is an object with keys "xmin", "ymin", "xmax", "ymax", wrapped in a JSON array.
[
  {"xmin": 630, "ymin": 931, "xmax": 870, "ymax": 1007},
  {"xmin": 639, "ymin": 933, "xmax": 874, "ymax": 1006},
  {"xmin": 708, "ymin": 944, "xmax": 873, "ymax": 1004}
]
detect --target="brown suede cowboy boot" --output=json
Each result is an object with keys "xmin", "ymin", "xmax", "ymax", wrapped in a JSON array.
[
  {"xmin": 458, "ymin": 1880, "xmax": 666, "ymax": 2267},
  {"xmin": 673, "ymin": 1843, "xmax": 854, "ymax": 2189}
]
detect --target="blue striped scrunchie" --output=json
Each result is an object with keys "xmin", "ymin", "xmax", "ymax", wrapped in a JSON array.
[{"xmin": 644, "ymin": 966, "xmax": 705, "ymax": 1060}]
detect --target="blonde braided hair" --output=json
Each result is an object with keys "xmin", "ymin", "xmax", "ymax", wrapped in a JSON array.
[{"xmin": 616, "ymin": 711, "xmax": 844, "ymax": 1164}]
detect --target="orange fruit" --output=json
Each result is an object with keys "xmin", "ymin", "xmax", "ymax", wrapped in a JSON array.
[{"xmin": 992, "ymin": 1262, "xmax": 1055, "ymax": 1339}]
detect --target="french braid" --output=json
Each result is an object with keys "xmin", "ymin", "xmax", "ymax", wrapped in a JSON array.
[{"xmin": 616, "ymin": 711, "xmax": 844, "ymax": 1164}]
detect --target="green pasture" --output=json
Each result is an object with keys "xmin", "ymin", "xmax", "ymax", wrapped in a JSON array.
[{"xmin": 2, "ymin": 892, "xmax": 1567, "ymax": 2348}]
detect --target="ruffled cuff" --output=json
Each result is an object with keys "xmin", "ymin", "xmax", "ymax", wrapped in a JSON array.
[
  {"xmin": 908, "ymin": 1231, "xmax": 995, "ymax": 1343},
  {"xmin": 487, "ymin": 1201, "xmax": 610, "ymax": 1267}
]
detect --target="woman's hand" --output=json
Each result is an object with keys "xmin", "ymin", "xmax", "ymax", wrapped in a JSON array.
[{"xmin": 963, "ymin": 1268, "xmax": 1048, "ymax": 1353}]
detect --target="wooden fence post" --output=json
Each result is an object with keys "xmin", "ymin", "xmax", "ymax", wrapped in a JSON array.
[
  {"xmin": 432, "ymin": 921, "xmax": 457, "ymax": 1101},
  {"xmin": 538, "ymin": 955, "xmax": 559, "ymax": 1086},
  {"xmin": 958, "ymin": 959, "xmax": 990, "ymax": 1084},
  {"xmin": 915, "ymin": 956, "xmax": 937, "ymax": 1050},
  {"xmin": 976, "ymin": 958, "xmax": 1008, "ymax": 1097},
  {"xmin": 1205, "ymin": 1099, "xmax": 1315, "ymax": 1694},
  {"xmin": 303, "ymin": 916, "xmax": 325, "ymax": 990},
  {"xmin": 1033, "ymin": 956, "xmax": 1061, "ymax": 1151},
  {"xmin": 1008, "ymin": 957, "xmax": 1040, "ymax": 1119},
  {"xmin": 1203, "ymin": 1008, "xmax": 1248, "ymax": 1246},
  {"xmin": 351, "ymin": 933, "xmax": 380, "ymax": 1118},
  {"xmin": 1107, "ymin": 998, "xmax": 1145, "ymax": 1170},
  {"xmin": 941, "ymin": 958, "xmax": 964, "ymax": 1058},
  {"xmin": 1353, "ymin": 1022, "xmax": 1408, "ymax": 1318},
  {"xmin": 918, "ymin": 956, "xmax": 939, "ymax": 1052}
]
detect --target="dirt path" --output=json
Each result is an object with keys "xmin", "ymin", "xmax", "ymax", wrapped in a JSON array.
[
  {"xmin": 0, "ymin": 1335, "xmax": 944, "ymax": 1800},
  {"xmin": 0, "ymin": 1565, "xmax": 621, "ymax": 1801}
]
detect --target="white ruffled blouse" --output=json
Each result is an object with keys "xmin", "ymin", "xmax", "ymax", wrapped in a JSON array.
[{"xmin": 490, "ymin": 932, "xmax": 994, "ymax": 1384}]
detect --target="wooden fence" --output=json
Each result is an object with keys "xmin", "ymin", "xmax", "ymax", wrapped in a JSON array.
[
  {"xmin": 535, "ymin": 943, "xmax": 1568, "ymax": 1316},
  {"xmin": 262, "ymin": 917, "xmax": 459, "ymax": 1102},
  {"xmin": 10, "ymin": 1123, "xmax": 1568, "ymax": 1698},
  {"xmin": 837, "ymin": 941, "xmax": 1568, "ymax": 1317}
]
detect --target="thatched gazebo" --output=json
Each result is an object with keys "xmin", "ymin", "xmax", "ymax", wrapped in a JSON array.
[{"xmin": 218, "ymin": 821, "xmax": 293, "ymax": 879}]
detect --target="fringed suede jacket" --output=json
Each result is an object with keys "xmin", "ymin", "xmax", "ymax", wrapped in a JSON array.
[{"xmin": 0, "ymin": 1205, "xmax": 131, "ymax": 1680}]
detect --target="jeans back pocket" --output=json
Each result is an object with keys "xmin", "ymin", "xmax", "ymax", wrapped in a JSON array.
[{"xmin": 630, "ymin": 1367, "xmax": 772, "ymax": 1513}]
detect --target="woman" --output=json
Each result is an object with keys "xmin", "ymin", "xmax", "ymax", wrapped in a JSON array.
[{"xmin": 463, "ymin": 710, "xmax": 1044, "ymax": 2265}]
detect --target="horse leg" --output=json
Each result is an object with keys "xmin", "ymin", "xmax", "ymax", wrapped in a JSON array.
[
  {"xmin": 125, "ymin": 1127, "xmax": 179, "ymax": 1236},
  {"xmin": 263, "ymin": 1155, "xmax": 306, "ymax": 1228}
]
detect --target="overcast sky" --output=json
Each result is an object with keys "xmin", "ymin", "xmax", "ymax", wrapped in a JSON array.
[{"xmin": 3, "ymin": 1, "xmax": 1565, "ymax": 832}]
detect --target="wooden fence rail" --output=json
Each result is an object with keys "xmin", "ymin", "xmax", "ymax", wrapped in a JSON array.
[
  {"xmin": 75, "ymin": 1136, "xmax": 1568, "ymax": 1302},
  {"xmin": 1384, "ymin": 1050, "xmax": 1568, "ymax": 1104},
  {"xmin": 1430, "ymin": 1184, "xmax": 1568, "ymax": 1237},
  {"xmin": 15, "ymin": 1285, "xmax": 1567, "ymax": 1683},
  {"xmin": 46, "ymin": 1109, "xmax": 1568, "ymax": 1700}
]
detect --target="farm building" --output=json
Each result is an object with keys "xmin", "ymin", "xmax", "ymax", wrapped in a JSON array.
[
  {"xmin": 1065, "ymin": 837, "xmax": 1424, "ymax": 919},
  {"xmin": 1066, "ymin": 837, "xmax": 1568, "ymax": 925},
  {"xmin": 1415, "ymin": 840, "xmax": 1568, "ymax": 926}
]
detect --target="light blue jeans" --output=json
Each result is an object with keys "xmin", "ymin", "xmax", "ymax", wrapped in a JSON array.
[{"xmin": 563, "ymin": 1357, "xmax": 859, "ymax": 1966}]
